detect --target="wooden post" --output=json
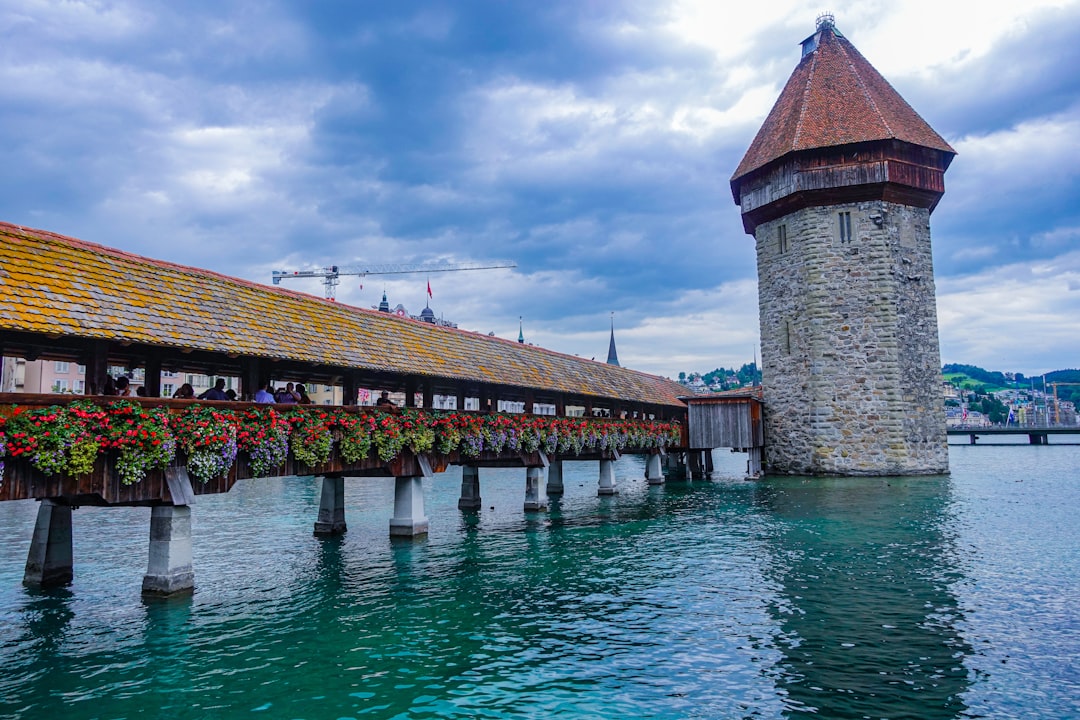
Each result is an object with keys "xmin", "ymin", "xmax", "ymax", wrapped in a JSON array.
[
  {"xmin": 85, "ymin": 340, "xmax": 110, "ymax": 395},
  {"xmin": 343, "ymin": 374, "xmax": 358, "ymax": 406},
  {"xmin": 144, "ymin": 353, "xmax": 162, "ymax": 398},
  {"xmin": 241, "ymin": 358, "xmax": 261, "ymax": 402},
  {"xmin": 422, "ymin": 383, "xmax": 434, "ymax": 410},
  {"xmin": 405, "ymin": 377, "xmax": 417, "ymax": 408}
]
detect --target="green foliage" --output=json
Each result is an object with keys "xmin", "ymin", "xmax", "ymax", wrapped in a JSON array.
[{"xmin": 683, "ymin": 362, "xmax": 761, "ymax": 390}]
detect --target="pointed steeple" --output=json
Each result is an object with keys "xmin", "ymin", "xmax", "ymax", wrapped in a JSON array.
[
  {"xmin": 518, "ymin": 316, "xmax": 524, "ymax": 344},
  {"xmin": 606, "ymin": 314, "xmax": 620, "ymax": 366},
  {"xmin": 378, "ymin": 290, "xmax": 390, "ymax": 313}
]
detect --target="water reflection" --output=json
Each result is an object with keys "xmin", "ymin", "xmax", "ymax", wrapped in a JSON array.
[{"xmin": 754, "ymin": 477, "xmax": 972, "ymax": 718}]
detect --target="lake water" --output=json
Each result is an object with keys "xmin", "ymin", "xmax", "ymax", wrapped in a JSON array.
[{"xmin": 0, "ymin": 442, "xmax": 1077, "ymax": 719}]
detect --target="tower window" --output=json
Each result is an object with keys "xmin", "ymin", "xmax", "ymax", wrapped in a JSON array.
[
  {"xmin": 838, "ymin": 212, "xmax": 853, "ymax": 243},
  {"xmin": 783, "ymin": 320, "xmax": 793, "ymax": 354},
  {"xmin": 778, "ymin": 224, "xmax": 789, "ymax": 254}
]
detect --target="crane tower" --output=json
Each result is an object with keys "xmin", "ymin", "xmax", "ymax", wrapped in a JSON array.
[{"xmin": 272, "ymin": 260, "xmax": 516, "ymax": 300}]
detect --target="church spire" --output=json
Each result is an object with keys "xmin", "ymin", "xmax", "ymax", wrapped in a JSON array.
[
  {"xmin": 518, "ymin": 316, "xmax": 524, "ymax": 344},
  {"xmin": 606, "ymin": 313, "xmax": 620, "ymax": 366}
]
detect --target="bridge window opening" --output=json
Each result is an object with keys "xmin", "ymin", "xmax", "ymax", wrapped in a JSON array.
[
  {"xmin": 778, "ymin": 224, "xmax": 789, "ymax": 254},
  {"xmin": 463, "ymin": 397, "xmax": 480, "ymax": 411},
  {"xmin": 838, "ymin": 211, "xmax": 853, "ymax": 243},
  {"xmin": 565, "ymin": 405, "xmax": 587, "ymax": 417}
]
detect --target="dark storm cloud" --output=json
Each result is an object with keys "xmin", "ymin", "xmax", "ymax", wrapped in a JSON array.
[{"xmin": 0, "ymin": 0, "xmax": 1077, "ymax": 374}]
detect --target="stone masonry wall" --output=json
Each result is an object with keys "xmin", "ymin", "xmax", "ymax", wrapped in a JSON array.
[{"xmin": 755, "ymin": 200, "xmax": 949, "ymax": 475}]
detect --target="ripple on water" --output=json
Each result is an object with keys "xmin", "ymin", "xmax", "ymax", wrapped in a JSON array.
[{"xmin": 0, "ymin": 450, "xmax": 1078, "ymax": 718}]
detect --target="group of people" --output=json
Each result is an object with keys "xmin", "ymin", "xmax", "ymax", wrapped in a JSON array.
[
  {"xmin": 103, "ymin": 375, "xmax": 148, "ymax": 397},
  {"xmin": 254, "ymin": 381, "xmax": 312, "ymax": 405}
]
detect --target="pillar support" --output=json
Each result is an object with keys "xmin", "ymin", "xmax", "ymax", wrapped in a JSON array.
[
  {"xmin": 598, "ymin": 459, "xmax": 618, "ymax": 496},
  {"xmin": 689, "ymin": 451, "xmax": 705, "ymax": 480},
  {"xmin": 747, "ymin": 447, "xmax": 764, "ymax": 478},
  {"xmin": 458, "ymin": 466, "xmax": 482, "ymax": 511},
  {"xmin": 546, "ymin": 460, "xmax": 564, "ymax": 495},
  {"xmin": 23, "ymin": 499, "xmax": 73, "ymax": 587},
  {"xmin": 646, "ymin": 453, "xmax": 664, "ymax": 485},
  {"xmin": 524, "ymin": 467, "xmax": 548, "ymax": 511},
  {"xmin": 314, "ymin": 476, "xmax": 347, "ymax": 536},
  {"xmin": 390, "ymin": 476, "xmax": 429, "ymax": 537},
  {"xmin": 142, "ymin": 505, "xmax": 194, "ymax": 596}
]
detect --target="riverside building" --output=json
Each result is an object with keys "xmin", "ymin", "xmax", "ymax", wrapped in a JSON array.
[{"xmin": 729, "ymin": 15, "xmax": 953, "ymax": 475}]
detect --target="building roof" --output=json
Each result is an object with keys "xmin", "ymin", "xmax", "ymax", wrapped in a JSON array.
[
  {"xmin": 731, "ymin": 20, "xmax": 955, "ymax": 183},
  {"xmin": 0, "ymin": 222, "xmax": 687, "ymax": 407}
]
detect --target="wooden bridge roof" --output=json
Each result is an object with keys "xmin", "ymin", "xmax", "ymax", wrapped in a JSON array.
[{"xmin": 0, "ymin": 222, "xmax": 687, "ymax": 408}]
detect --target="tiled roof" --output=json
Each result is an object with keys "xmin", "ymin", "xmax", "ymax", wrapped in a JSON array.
[
  {"xmin": 732, "ymin": 24, "xmax": 955, "ymax": 182},
  {"xmin": 0, "ymin": 222, "xmax": 687, "ymax": 407}
]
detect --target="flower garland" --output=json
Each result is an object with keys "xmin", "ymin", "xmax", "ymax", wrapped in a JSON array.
[
  {"xmin": 332, "ymin": 411, "xmax": 374, "ymax": 464},
  {"xmin": 0, "ymin": 418, "xmax": 7, "ymax": 485},
  {"xmin": 171, "ymin": 405, "xmax": 238, "ymax": 484},
  {"xmin": 287, "ymin": 408, "xmax": 333, "ymax": 468},
  {"xmin": 236, "ymin": 406, "xmax": 290, "ymax": 477},
  {"xmin": 0, "ymin": 401, "xmax": 683, "ymax": 484},
  {"xmin": 101, "ymin": 401, "xmax": 175, "ymax": 485}
]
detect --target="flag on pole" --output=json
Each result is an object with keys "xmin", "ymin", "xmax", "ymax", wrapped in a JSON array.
[{"xmin": 427, "ymin": 279, "xmax": 432, "ymax": 298}]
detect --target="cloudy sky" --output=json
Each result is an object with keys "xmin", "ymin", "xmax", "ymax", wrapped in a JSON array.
[{"xmin": 2, "ymin": 0, "xmax": 1078, "ymax": 378}]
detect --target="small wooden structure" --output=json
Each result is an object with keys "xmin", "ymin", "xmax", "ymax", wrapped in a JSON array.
[{"xmin": 682, "ymin": 389, "xmax": 764, "ymax": 477}]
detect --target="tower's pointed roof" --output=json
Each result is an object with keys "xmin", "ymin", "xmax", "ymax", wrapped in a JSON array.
[
  {"xmin": 731, "ymin": 17, "xmax": 954, "ymax": 185},
  {"xmin": 606, "ymin": 318, "xmax": 620, "ymax": 367}
]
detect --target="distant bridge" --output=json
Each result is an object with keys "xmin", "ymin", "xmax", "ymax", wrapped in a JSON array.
[{"xmin": 947, "ymin": 426, "xmax": 1080, "ymax": 445}]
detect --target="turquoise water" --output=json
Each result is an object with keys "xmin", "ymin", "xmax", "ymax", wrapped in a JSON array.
[{"xmin": 0, "ymin": 445, "xmax": 1077, "ymax": 719}]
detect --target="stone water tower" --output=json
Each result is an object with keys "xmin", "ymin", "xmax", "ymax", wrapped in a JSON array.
[{"xmin": 729, "ymin": 15, "xmax": 954, "ymax": 475}]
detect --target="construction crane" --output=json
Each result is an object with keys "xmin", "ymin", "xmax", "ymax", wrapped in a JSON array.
[
  {"xmin": 271, "ymin": 260, "xmax": 516, "ymax": 301},
  {"xmin": 1047, "ymin": 382, "xmax": 1080, "ymax": 425}
]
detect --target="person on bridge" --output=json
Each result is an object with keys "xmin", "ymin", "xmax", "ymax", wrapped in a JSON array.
[
  {"xmin": 115, "ymin": 377, "xmax": 131, "ymax": 396},
  {"xmin": 254, "ymin": 381, "xmax": 275, "ymax": 404},
  {"xmin": 295, "ymin": 383, "xmax": 312, "ymax": 404},
  {"xmin": 173, "ymin": 383, "xmax": 195, "ymax": 399},
  {"xmin": 198, "ymin": 379, "xmax": 229, "ymax": 401},
  {"xmin": 274, "ymin": 383, "xmax": 299, "ymax": 404},
  {"xmin": 376, "ymin": 391, "xmax": 395, "ymax": 409}
]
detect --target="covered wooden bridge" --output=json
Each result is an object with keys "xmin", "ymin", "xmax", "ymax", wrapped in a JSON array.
[{"xmin": 0, "ymin": 221, "xmax": 690, "ymax": 595}]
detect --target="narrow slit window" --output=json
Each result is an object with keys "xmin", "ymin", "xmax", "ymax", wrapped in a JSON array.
[
  {"xmin": 778, "ymin": 224, "xmax": 789, "ymax": 254},
  {"xmin": 838, "ymin": 211, "xmax": 853, "ymax": 243},
  {"xmin": 783, "ymin": 320, "xmax": 793, "ymax": 354}
]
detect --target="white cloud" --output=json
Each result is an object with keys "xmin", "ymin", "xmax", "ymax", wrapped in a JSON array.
[{"xmin": 938, "ymin": 251, "xmax": 1080, "ymax": 374}]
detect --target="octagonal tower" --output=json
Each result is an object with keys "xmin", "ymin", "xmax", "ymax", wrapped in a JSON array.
[{"xmin": 730, "ymin": 15, "xmax": 954, "ymax": 475}]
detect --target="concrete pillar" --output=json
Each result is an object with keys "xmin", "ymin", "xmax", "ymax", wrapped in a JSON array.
[
  {"xmin": 458, "ymin": 466, "xmax": 482, "ymax": 510},
  {"xmin": 390, "ymin": 476, "xmax": 429, "ymax": 537},
  {"xmin": 546, "ymin": 460, "xmax": 564, "ymax": 495},
  {"xmin": 524, "ymin": 467, "xmax": 548, "ymax": 511},
  {"xmin": 646, "ymin": 453, "xmax": 664, "ymax": 485},
  {"xmin": 23, "ymin": 500, "xmax": 73, "ymax": 587},
  {"xmin": 313, "ymin": 476, "xmax": 347, "ymax": 536},
  {"xmin": 747, "ymin": 447, "xmax": 764, "ymax": 478},
  {"xmin": 598, "ymin": 460, "xmax": 618, "ymax": 496},
  {"xmin": 142, "ymin": 506, "xmax": 194, "ymax": 596},
  {"xmin": 689, "ymin": 451, "xmax": 705, "ymax": 480}
]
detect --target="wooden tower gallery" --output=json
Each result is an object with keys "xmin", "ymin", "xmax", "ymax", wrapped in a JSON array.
[{"xmin": 729, "ymin": 15, "xmax": 955, "ymax": 475}]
